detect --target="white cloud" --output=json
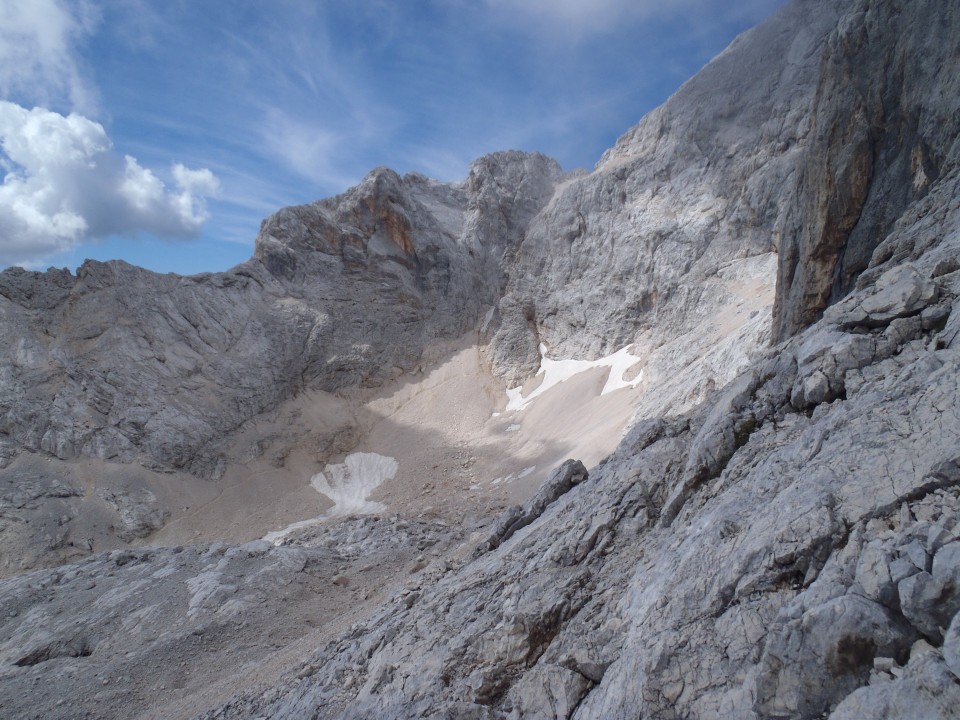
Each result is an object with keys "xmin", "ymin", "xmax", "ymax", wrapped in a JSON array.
[
  {"xmin": 0, "ymin": 101, "xmax": 220, "ymax": 266},
  {"xmin": 259, "ymin": 109, "xmax": 362, "ymax": 190},
  {"xmin": 484, "ymin": 0, "xmax": 785, "ymax": 40},
  {"xmin": 0, "ymin": 0, "xmax": 100, "ymax": 114}
]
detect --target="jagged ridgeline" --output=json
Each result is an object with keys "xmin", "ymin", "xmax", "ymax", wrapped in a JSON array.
[{"xmin": 1, "ymin": 0, "xmax": 960, "ymax": 718}]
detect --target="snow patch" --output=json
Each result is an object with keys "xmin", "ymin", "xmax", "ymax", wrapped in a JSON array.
[
  {"xmin": 517, "ymin": 465, "xmax": 537, "ymax": 479},
  {"xmin": 311, "ymin": 452, "xmax": 398, "ymax": 515},
  {"xmin": 264, "ymin": 452, "xmax": 398, "ymax": 544},
  {"xmin": 506, "ymin": 344, "xmax": 644, "ymax": 412},
  {"xmin": 505, "ymin": 424, "xmax": 521, "ymax": 433},
  {"xmin": 262, "ymin": 518, "xmax": 323, "ymax": 545}
]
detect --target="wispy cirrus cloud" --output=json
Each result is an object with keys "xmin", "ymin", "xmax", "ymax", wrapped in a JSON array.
[
  {"xmin": 484, "ymin": 0, "xmax": 786, "ymax": 41},
  {"xmin": 259, "ymin": 109, "xmax": 364, "ymax": 191},
  {"xmin": 484, "ymin": 0, "xmax": 652, "ymax": 38},
  {"xmin": 0, "ymin": 0, "xmax": 790, "ymax": 273},
  {"xmin": 0, "ymin": 0, "xmax": 100, "ymax": 114}
]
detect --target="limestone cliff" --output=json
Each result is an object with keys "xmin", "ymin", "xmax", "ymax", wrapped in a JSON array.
[{"xmin": 1, "ymin": 0, "xmax": 959, "ymax": 718}]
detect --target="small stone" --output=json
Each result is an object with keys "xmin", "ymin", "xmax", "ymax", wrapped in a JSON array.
[
  {"xmin": 900, "ymin": 503, "xmax": 914, "ymax": 529},
  {"xmin": 944, "ymin": 614, "xmax": 960, "ymax": 680},
  {"xmin": 802, "ymin": 370, "xmax": 830, "ymax": 406},
  {"xmin": 926, "ymin": 525, "xmax": 955, "ymax": 554},
  {"xmin": 889, "ymin": 556, "xmax": 920, "ymax": 584},
  {"xmin": 910, "ymin": 638, "xmax": 938, "ymax": 659},
  {"xmin": 902, "ymin": 539, "xmax": 931, "ymax": 572},
  {"xmin": 933, "ymin": 542, "xmax": 960, "ymax": 581},
  {"xmin": 873, "ymin": 656, "xmax": 895, "ymax": 672},
  {"xmin": 856, "ymin": 544, "xmax": 896, "ymax": 606},
  {"xmin": 899, "ymin": 571, "xmax": 960, "ymax": 641},
  {"xmin": 662, "ymin": 679, "xmax": 685, "ymax": 702}
]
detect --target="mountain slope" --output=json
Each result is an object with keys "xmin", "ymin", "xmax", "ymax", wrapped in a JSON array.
[
  {"xmin": 2, "ymin": 0, "xmax": 960, "ymax": 718},
  {"xmin": 201, "ymin": 0, "xmax": 960, "ymax": 717}
]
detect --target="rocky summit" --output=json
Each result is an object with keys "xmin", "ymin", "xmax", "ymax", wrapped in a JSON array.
[{"xmin": 2, "ymin": 0, "xmax": 960, "ymax": 718}]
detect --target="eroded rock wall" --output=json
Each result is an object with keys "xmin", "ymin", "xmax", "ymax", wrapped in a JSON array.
[
  {"xmin": 205, "ymin": 224, "xmax": 960, "ymax": 718},
  {"xmin": 2, "ymin": 0, "xmax": 960, "ymax": 717},
  {"xmin": 197, "ymin": 1, "xmax": 960, "ymax": 717},
  {"xmin": 773, "ymin": 0, "xmax": 960, "ymax": 340},
  {"xmin": 490, "ymin": 0, "xmax": 846, "ymax": 382}
]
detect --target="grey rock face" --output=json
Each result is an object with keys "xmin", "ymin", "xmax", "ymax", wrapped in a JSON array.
[
  {"xmin": 0, "ymin": 470, "xmax": 85, "ymax": 571},
  {"xmin": 0, "ymin": 515, "xmax": 467, "ymax": 720},
  {"xmin": 491, "ymin": 0, "xmax": 846, "ymax": 381},
  {"xmin": 829, "ymin": 649, "xmax": 960, "ymax": 720},
  {"xmin": 0, "ymin": 152, "xmax": 563, "ymax": 478},
  {"xmin": 193, "ymin": 1, "xmax": 960, "ymax": 718},
  {"xmin": 475, "ymin": 459, "xmax": 588, "ymax": 556},
  {"xmin": 773, "ymin": 0, "xmax": 960, "ymax": 341},
  {"xmin": 3, "ymin": 0, "xmax": 960, "ymax": 718},
  {"xmin": 96, "ymin": 488, "xmax": 169, "ymax": 542},
  {"xmin": 206, "ymin": 251, "xmax": 960, "ymax": 718}
]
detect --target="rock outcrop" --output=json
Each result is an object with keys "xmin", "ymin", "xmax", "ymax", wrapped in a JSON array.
[
  {"xmin": 773, "ymin": 0, "xmax": 960, "ymax": 341},
  {"xmin": 206, "ymin": 244, "xmax": 960, "ymax": 719},
  {"xmin": 0, "ymin": 515, "xmax": 467, "ymax": 720},
  {"xmin": 2, "ymin": 0, "xmax": 960, "ymax": 718}
]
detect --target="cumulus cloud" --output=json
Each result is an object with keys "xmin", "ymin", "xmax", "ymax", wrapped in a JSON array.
[
  {"xmin": 0, "ymin": 101, "xmax": 220, "ymax": 266},
  {"xmin": 0, "ymin": 0, "xmax": 100, "ymax": 113}
]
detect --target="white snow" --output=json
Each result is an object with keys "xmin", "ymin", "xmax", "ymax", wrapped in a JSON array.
[
  {"xmin": 262, "ymin": 518, "xmax": 322, "ymax": 544},
  {"xmin": 480, "ymin": 306, "xmax": 495, "ymax": 334},
  {"xmin": 505, "ymin": 343, "xmax": 644, "ymax": 412},
  {"xmin": 310, "ymin": 452, "xmax": 397, "ymax": 515},
  {"xmin": 491, "ymin": 466, "xmax": 536, "ymax": 486},
  {"xmin": 505, "ymin": 424, "xmax": 521, "ymax": 433},
  {"xmin": 263, "ymin": 452, "xmax": 398, "ymax": 544}
]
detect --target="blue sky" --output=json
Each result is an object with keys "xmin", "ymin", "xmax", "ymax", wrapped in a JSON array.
[{"xmin": 0, "ymin": 0, "xmax": 787, "ymax": 275}]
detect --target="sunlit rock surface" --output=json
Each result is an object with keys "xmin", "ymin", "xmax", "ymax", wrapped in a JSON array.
[{"xmin": 2, "ymin": 0, "xmax": 960, "ymax": 718}]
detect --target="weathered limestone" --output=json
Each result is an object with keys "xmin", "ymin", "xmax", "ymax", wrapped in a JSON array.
[{"xmin": 3, "ymin": 1, "xmax": 960, "ymax": 719}]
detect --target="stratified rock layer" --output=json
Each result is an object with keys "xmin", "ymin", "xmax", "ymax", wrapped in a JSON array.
[{"xmin": 2, "ymin": 0, "xmax": 960, "ymax": 718}]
